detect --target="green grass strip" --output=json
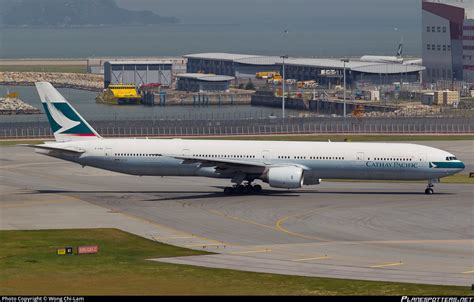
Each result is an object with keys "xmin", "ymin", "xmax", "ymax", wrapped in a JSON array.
[{"xmin": 0, "ymin": 228, "xmax": 472, "ymax": 295}]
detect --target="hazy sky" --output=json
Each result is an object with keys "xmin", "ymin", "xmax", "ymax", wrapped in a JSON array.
[
  {"xmin": 112, "ymin": 0, "xmax": 422, "ymax": 56},
  {"xmin": 116, "ymin": 0, "xmax": 421, "ymax": 30},
  {"xmin": 0, "ymin": 0, "xmax": 424, "ymax": 58}
]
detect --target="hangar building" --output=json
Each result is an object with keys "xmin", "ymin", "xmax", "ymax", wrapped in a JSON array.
[
  {"xmin": 104, "ymin": 61, "xmax": 173, "ymax": 88},
  {"xmin": 176, "ymin": 73, "xmax": 235, "ymax": 92}
]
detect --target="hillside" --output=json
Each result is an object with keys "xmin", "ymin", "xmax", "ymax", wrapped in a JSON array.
[{"xmin": 0, "ymin": 0, "xmax": 178, "ymax": 27}]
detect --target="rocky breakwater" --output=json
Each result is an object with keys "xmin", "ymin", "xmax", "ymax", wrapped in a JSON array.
[
  {"xmin": 0, "ymin": 72, "xmax": 103, "ymax": 91},
  {"xmin": 0, "ymin": 97, "xmax": 41, "ymax": 115},
  {"xmin": 362, "ymin": 104, "xmax": 442, "ymax": 118}
]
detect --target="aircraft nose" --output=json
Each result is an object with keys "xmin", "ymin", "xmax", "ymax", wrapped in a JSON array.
[{"xmin": 460, "ymin": 161, "xmax": 466, "ymax": 170}]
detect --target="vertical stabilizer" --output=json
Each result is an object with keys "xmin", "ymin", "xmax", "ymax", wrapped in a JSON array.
[
  {"xmin": 35, "ymin": 82, "xmax": 101, "ymax": 142},
  {"xmin": 396, "ymin": 37, "xmax": 404, "ymax": 58}
]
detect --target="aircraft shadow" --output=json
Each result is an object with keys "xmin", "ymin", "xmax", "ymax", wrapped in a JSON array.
[
  {"xmin": 26, "ymin": 189, "xmax": 453, "ymax": 196},
  {"xmin": 144, "ymin": 190, "xmax": 299, "ymax": 202},
  {"xmin": 27, "ymin": 190, "xmax": 206, "ymax": 195},
  {"xmin": 24, "ymin": 189, "xmax": 453, "ymax": 203}
]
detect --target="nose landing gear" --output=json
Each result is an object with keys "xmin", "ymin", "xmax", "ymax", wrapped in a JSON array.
[{"xmin": 425, "ymin": 180, "xmax": 437, "ymax": 195}]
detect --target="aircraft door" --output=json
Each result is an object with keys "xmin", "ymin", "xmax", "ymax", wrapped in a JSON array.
[
  {"xmin": 262, "ymin": 150, "xmax": 272, "ymax": 165},
  {"xmin": 104, "ymin": 147, "xmax": 112, "ymax": 157},
  {"xmin": 182, "ymin": 148, "xmax": 191, "ymax": 157},
  {"xmin": 103, "ymin": 147, "xmax": 117, "ymax": 164},
  {"xmin": 418, "ymin": 153, "xmax": 427, "ymax": 163},
  {"xmin": 356, "ymin": 151, "xmax": 368, "ymax": 178},
  {"xmin": 418, "ymin": 153, "xmax": 427, "ymax": 169}
]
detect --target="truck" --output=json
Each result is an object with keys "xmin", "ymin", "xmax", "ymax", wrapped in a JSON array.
[{"xmin": 256, "ymin": 71, "xmax": 281, "ymax": 80}]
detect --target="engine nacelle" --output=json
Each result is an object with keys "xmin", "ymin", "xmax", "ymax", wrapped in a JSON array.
[{"xmin": 267, "ymin": 166, "xmax": 304, "ymax": 189}]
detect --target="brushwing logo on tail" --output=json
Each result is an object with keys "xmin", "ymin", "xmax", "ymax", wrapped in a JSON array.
[{"xmin": 44, "ymin": 94, "xmax": 80, "ymax": 135}]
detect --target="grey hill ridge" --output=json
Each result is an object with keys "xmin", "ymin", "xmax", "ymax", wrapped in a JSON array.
[{"xmin": 0, "ymin": 0, "xmax": 178, "ymax": 27}]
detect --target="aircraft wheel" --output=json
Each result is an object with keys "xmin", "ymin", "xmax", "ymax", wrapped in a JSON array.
[
  {"xmin": 236, "ymin": 185, "xmax": 246, "ymax": 195},
  {"xmin": 243, "ymin": 185, "xmax": 254, "ymax": 194},
  {"xmin": 425, "ymin": 188, "xmax": 434, "ymax": 195},
  {"xmin": 253, "ymin": 185, "xmax": 263, "ymax": 193},
  {"xmin": 224, "ymin": 187, "xmax": 233, "ymax": 195}
]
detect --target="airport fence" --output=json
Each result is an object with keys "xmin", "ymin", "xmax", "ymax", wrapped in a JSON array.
[{"xmin": 1, "ymin": 116, "xmax": 473, "ymax": 139}]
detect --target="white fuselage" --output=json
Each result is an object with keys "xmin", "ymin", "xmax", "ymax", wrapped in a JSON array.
[
  {"xmin": 359, "ymin": 56, "xmax": 404, "ymax": 64},
  {"xmin": 36, "ymin": 138, "xmax": 465, "ymax": 183}
]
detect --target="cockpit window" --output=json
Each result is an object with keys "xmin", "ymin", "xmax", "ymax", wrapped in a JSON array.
[{"xmin": 446, "ymin": 156, "xmax": 458, "ymax": 161}]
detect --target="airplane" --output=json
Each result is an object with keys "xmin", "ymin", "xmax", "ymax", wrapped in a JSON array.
[
  {"xmin": 25, "ymin": 82, "xmax": 465, "ymax": 195},
  {"xmin": 360, "ymin": 37, "xmax": 405, "ymax": 64}
]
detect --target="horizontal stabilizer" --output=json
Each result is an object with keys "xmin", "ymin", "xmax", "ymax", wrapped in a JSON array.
[{"xmin": 20, "ymin": 144, "xmax": 86, "ymax": 154}]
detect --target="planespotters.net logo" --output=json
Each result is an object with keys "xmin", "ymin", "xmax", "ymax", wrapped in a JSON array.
[{"xmin": 402, "ymin": 297, "xmax": 474, "ymax": 302}]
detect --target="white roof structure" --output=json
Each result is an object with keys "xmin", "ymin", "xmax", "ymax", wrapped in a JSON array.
[
  {"xmin": 177, "ymin": 73, "xmax": 235, "ymax": 82},
  {"xmin": 184, "ymin": 53, "xmax": 425, "ymax": 75},
  {"xmin": 285, "ymin": 58, "xmax": 425, "ymax": 74},
  {"xmin": 105, "ymin": 60, "xmax": 173, "ymax": 65},
  {"xmin": 234, "ymin": 56, "xmax": 280, "ymax": 66},
  {"xmin": 351, "ymin": 64, "xmax": 425, "ymax": 74},
  {"xmin": 283, "ymin": 58, "xmax": 368, "ymax": 69},
  {"xmin": 184, "ymin": 53, "xmax": 259, "ymax": 62}
]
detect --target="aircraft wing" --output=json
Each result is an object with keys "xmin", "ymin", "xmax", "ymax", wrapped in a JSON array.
[
  {"xmin": 161, "ymin": 154, "xmax": 309, "ymax": 171},
  {"xmin": 20, "ymin": 144, "xmax": 86, "ymax": 154}
]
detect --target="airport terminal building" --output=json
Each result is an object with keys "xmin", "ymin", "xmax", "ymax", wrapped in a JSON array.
[
  {"xmin": 184, "ymin": 53, "xmax": 281, "ymax": 78},
  {"xmin": 422, "ymin": 0, "xmax": 474, "ymax": 83},
  {"xmin": 184, "ymin": 53, "xmax": 425, "ymax": 87},
  {"xmin": 464, "ymin": 18, "xmax": 474, "ymax": 83}
]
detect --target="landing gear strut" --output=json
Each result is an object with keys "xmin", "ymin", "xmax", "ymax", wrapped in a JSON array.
[{"xmin": 223, "ymin": 183, "xmax": 263, "ymax": 195}]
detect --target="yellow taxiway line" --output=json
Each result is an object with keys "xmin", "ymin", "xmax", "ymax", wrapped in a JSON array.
[
  {"xmin": 184, "ymin": 243, "xmax": 226, "ymax": 248},
  {"xmin": 230, "ymin": 249, "xmax": 272, "ymax": 255},
  {"xmin": 154, "ymin": 236, "xmax": 195, "ymax": 240},
  {"xmin": 292, "ymin": 256, "xmax": 332, "ymax": 262},
  {"xmin": 370, "ymin": 262, "xmax": 404, "ymax": 268}
]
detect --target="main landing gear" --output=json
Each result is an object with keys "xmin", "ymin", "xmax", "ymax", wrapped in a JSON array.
[{"xmin": 224, "ymin": 183, "xmax": 263, "ymax": 195}]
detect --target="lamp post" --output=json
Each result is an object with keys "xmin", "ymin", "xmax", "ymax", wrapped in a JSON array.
[
  {"xmin": 281, "ymin": 55, "xmax": 288, "ymax": 119},
  {"xmin": 341, "ymin": 58, "xmax": 350, "ymax": 117}
]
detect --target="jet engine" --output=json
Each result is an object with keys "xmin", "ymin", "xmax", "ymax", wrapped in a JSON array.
[{"xmin": 266, "ymin": 166, "xmax": 304, "ymax": 189}]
